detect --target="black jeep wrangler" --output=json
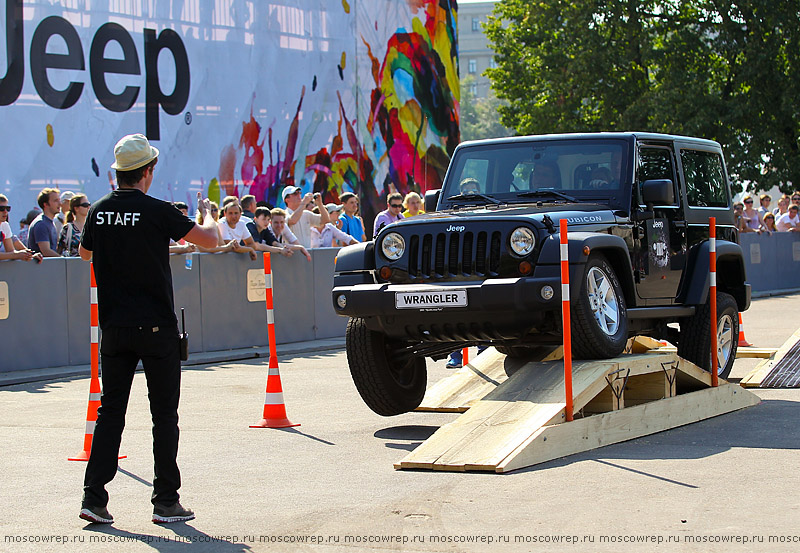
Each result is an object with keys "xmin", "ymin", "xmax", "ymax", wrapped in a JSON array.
[{"xmin": 332, "ymin": 133, "xmax": 750, "ymax": 416}]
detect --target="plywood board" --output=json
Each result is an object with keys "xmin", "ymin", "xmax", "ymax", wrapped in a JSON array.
[{"xmin": 416, "ymin": 346, "xmax": 562, "ymax": 412}]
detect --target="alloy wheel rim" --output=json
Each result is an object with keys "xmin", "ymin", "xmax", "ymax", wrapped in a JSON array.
[
  {"xmin": 586, "ymin": 266, "xmax": 620, "ymax": 335},
  {"xmin": 716, "ymin": 313, "xmax": 734, "ymax": 374}
]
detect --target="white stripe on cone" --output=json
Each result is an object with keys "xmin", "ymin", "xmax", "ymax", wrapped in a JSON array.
[{"xmin": 264, "ymin": 392, "xmax": 285, "ymax": 404}]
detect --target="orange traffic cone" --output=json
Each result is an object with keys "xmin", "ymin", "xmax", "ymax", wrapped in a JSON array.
[
  {"xmin": 737, "ymin": 312, "xmax": 752, "ymax": 347},
  {"xmin": 68, "ymin": 367, "xmax": 102, "ymax": 461},
  {"xmin": 250, "ymin": 356, "xmax": 300, "ymax": 429},
  {"xmin": 69, "ymin": 263, "xmax": 126, "ymax": 461}
]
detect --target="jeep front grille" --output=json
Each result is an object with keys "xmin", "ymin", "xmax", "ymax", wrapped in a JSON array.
[{"xmin": 408, "ymin": 231, "xmax": 502, "ymax": 279}]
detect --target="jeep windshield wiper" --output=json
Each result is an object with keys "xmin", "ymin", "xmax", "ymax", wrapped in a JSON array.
[
  {"xmin": 446, "ymin": 193, "xmax": 501, "ymax": 205},
  {"xmin": 517, "ymin": 189, "xmax": 576, "ymax": 202}
]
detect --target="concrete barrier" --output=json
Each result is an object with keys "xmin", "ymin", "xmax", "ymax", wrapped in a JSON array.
[
  {"xmin": 739, "ymin": 232, "xmax": 800, "ymax": 293},
  {"xmin": 0, "ymin": 249, "xmax": 347, "ymax": 373},
  {"xmin": 3, "ymin": 233, "xmax": 794, "ymax": 374}
]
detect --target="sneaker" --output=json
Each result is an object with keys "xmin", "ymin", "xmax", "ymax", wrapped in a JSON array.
[
  {"xmin": 445, "ymin": 359, "xmax": 462, "ymax": 369},
  {"xmin": 152, "ymin": 502, "xmax": 195, "ymax": 523},
  {"xmin": 79, "ymin": 505, "xmax": 113, "ymax": 524}
]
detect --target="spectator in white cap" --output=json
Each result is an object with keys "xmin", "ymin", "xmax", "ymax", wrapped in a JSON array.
[
  {"xmin": 282, "ymin": 185, "xmax": 330, "ymax": 248},
  {"xmin": 310, "ymin": 204, "xmax": 358, "ymax": 248},
  {"xmin": 55, "ymin": 190, "xmax": 74, "ymax": 235}
]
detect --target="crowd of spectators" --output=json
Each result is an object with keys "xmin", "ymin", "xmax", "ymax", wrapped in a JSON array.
[
  {"xmin": 10, "ymin": 185, "xmax": 800, "ymax": 266},
  {"xmin": 735, "ymin": 193, "xmax": 800, "ymax": 234}
]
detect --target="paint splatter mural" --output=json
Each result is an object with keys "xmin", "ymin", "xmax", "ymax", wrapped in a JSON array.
[
  {"xmin": 0, "ymin": 0, "xmax": 460, "ymax": 238},
  {"xmin": 213, "ymin": 0, "xmax": 460, "ymax": 234}
]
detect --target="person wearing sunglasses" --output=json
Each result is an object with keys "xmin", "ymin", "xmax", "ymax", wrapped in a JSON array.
[
  {"xmin": 740, "ymin": 195, "xmax": 763, "ymax": 233},
  {"xmin": 373, "ymin": 192, "xmax": 405, "ymax": 238},
  {"xmin": 57, "ymin": 194, "xmax": 91, "ymax": 257},
  {"xmin": 0, "ymin": 194, "xmax": 41, "ymax": 262}
]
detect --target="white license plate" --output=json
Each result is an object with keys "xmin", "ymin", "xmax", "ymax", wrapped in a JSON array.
[{"xmin": 395, "ymin": 289, "xmax": 467, "ymax": 309}]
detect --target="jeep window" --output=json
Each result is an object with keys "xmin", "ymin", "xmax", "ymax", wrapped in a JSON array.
[
  {"xmin": 445, "ymin": 139, "xmax": 629, "ymax": 205},
  {"xmin": 638, "ymin": 147, "xmax": 678, "ymax": 206},
  {"xmin": 681, "ymin": 150, "xmax": 728, "ymax": 207}
]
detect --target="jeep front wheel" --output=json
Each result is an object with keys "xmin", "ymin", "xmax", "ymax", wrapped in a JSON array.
[
  {"xmin": 678, "ymin": 292, "xmax": 738, "ymax": 379},
  {"xmin": 571, "ymin": 254, "xmax": 628, "ymax": 359},
  {"xmin": 345, "ymin": 317, "xmax": 427, "ymax": 416}
]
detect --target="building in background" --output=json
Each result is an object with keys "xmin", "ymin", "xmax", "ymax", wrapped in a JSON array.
[{"xmin": 457, "ymin": 1, "xmax": 497, "ymax": 99}]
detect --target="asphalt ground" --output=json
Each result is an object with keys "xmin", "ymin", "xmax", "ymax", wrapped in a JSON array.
[{"xmin": 1, "ymin": 294, "xmax": 799, "ymax": 553}]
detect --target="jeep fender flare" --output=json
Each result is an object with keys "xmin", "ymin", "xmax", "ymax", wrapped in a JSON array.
[
  {"xmin": 334, "ymin": 241, "xmax": 375, "ymax": 273},
  {"xmin": 539, "ymin": 232, "xmax": 637, "ymax": 307},
  {"xmin": 679, "ymin": 240, "xmax": 749, "ymax": 311}
]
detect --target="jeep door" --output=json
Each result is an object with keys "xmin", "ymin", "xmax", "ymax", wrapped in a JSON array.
[{"xmin": 633, "ymin": 144, "xmax": 688, "ymax": 300}]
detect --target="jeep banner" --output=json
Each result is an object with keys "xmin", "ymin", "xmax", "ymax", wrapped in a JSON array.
[{"xmin": 0, "ymin": 0, "xmax": 459, "ymax": 229}]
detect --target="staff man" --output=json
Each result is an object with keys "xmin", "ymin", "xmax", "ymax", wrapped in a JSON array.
[{"xmin": 78, "ymin": 134, "xmax": 219, "ymax": 525}]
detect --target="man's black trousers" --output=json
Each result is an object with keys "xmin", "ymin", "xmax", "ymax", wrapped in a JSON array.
[{"xmin": 83, "ymin": 325, "xmax": 182, "ymax": 508}]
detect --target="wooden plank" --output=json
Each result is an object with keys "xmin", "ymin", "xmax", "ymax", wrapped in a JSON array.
[
  {"xmin": 735, "ymin": 347, "xmax": 778, "ymax": 359},
  {"xmin": 415, "ymin": 349, "xmax": 510, "ymax": 412},
  {"xmin": 741, "ymin": 326, "xmax": 800, "ymax": 387},
  {"xmin": 416, "ymin": 346, "xmax": 562, "ymax": 412},
  {"xmin": 397, "ymin": 360, "xmax": 576, "ymax": 470},
  {"xmin": 496, "ymin": 384, "xmax": 761, "ymax": 473},
  {"xmin": 644, "ymin": 345, "xmax": 777, "ymax": 359}
]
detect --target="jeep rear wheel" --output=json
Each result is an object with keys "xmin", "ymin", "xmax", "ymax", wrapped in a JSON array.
[
  {"xmin": 678, "ymin": 292, "xmax": 738, "ymax": 379},
  {"xmin": 571, "ymin": 254, "xmax": 628, "ymax": 359},
  {"xmin": 345, "ymin": 317, "xmax": 427, "ymax": 416}
]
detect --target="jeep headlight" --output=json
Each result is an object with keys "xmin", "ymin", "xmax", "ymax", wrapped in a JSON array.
[
  {"xmin": 509, "ymin": 227, "xmax": 535, "ymax": 256},
  {"xmin": 381, "ymin": 232, "xmax": 405, "ymax": 260}
]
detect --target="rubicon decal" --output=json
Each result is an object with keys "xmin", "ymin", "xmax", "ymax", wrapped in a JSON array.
[{"xmin": 0, "ymin": 0, "xmax": 190, "ymax": 140}]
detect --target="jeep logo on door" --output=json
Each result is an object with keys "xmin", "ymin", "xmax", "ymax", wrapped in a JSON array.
[{"xmin": 0, "ymin": 0, "xmax": 190, "ymax": 140}]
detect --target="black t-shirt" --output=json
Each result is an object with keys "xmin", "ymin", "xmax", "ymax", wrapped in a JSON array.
[
  {"xmin": 246, "ymin": 221, "xmax": 279, "ymax": 246},
  {"xmin": 81, "ymin": 189, "xmax": 195, "ymax": 329}
]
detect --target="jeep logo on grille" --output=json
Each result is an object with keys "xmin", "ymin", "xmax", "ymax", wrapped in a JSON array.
[{"xmin": 446, "ymin": 225, "xmax": 465, "ymax": 232}]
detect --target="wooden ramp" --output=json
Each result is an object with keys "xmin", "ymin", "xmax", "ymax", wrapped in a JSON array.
[
  {"xmin": 417, "ymin": 337, "xmax": 771, "ymax": 414},
  {"xmin": 396, "ymin": 353, "xmax": 759, "ymax": 473},
  {"xmin": 741, "ymin": 326, "xmax": 800, "ymax": 388}
]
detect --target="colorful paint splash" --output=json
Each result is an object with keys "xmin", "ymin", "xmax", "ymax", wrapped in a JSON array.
[{"xmin": 210, "ymin": 0, "xmax": 459, "ymax": 235}]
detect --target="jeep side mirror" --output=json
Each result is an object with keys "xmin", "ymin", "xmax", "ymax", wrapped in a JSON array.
[
  {"xmin": 641, "ymin": 179, "xmax": 674, "ymax": 206},
  {"xmin": 424, "ymin": 189, "xmax": 441, "ymax": 213}
]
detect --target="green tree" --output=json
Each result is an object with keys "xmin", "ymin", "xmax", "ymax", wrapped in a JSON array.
[
  {"xmin": 484, "ymin": 0, "xmax": 800, "ymax": 193},
  {"xmin": 459, "ymin": 75, "xmax": 514, "ymax": 141}
]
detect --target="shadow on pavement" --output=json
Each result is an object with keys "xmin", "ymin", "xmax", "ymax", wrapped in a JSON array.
[{"xmin": 83, "ymin": 522, "xmax": 251, "ymax": 552}]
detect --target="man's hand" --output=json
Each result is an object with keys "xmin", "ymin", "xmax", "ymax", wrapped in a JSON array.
[
  {"xmin": 13, "ymin": 250, "xmax": 33, "ymax": 261},
  {"xmin": 279, "ymin": 247, "xmax": 294, "ymax": 257},
  {"xmin": 196, "ymin": 192, "xmax": 211, "ymax": 220}
]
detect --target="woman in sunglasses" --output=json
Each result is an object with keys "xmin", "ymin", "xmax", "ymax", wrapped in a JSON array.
[
  {"xmin": 0, "ymin": 194, "xmax": 41, "ymax": 261},
  {"xmin": 57, "ymin": 194, "xmax": 91, "ymax": 257}
]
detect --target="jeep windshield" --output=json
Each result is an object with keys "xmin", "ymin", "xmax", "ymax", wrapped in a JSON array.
[{"xmin": 443, "ymin": 137, "xmax": 631, "ymax": 210}]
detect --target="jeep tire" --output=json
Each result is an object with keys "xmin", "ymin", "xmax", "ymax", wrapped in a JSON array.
[
  {"xmin": 571, "ymin": 254, "xmax": 628, "ymax": 359},
  {"xmin": 678, "ymin": 291, "xmax": 738, "ymax": 379},
  {"xmin": 345, "ymin": 317, "xmax": 427, "ymax": 416}
]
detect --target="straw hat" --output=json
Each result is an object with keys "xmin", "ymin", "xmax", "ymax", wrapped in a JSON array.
[{"xmin": 111, "ymin": 133, "xmax": 159, "ymax": 171}]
